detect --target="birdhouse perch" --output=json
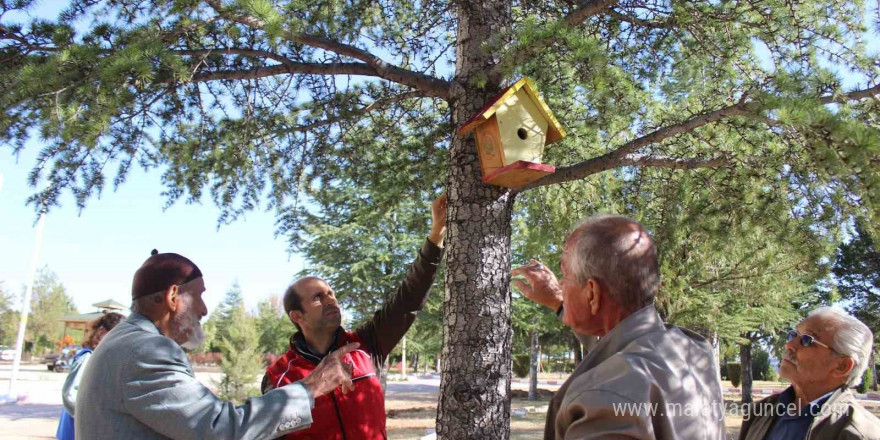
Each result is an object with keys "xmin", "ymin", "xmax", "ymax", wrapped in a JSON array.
[{"xmin": 457, "ymin": 78, "xmax": 565, "ymax": 188}]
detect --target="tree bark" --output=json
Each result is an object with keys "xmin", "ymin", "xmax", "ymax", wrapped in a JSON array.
[
  {"xmin": 871, "ymin": 355, "xmax": 877, "ymax": 391},
  {"xmin": 572, "ymin": 334, "xmax": 583, "ymax": 365},
  {"xmin": 437, "ymin": 2, "xmax": 513, "ymax": 438},
  {"xmin": 740, "ymin": 340, "xmax": 753, "ymax": 404},
  {"xmin": 401, "ymin": 335, "xmax": 407, "ymax": 377},
  {"xmin": 529, "ymin": 330, "xmax": 539, "ymax": 401}
]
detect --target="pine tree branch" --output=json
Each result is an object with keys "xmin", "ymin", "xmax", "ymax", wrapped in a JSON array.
[
  {"xmin": 189, "ymin": 63, "xmax": 377, "ymax": 82},
  {"xmin": 175, "ymin": 48, "xmax": 304, "ymax": 70},
  {"xmin": 564, "ymin": 0, "xmax": 621, "ymax": 26},
  {"xmin": 618, "ymin": 154, "xmax": 731, "ymax": 169},
  {"xmin": 606, "ymin": 9, "xmax": 676, "ymax": 29},
  {"xmin": 518, "ymin": 83, "xmax": 880, "ymax": 191},
  {"xmin": 487, "ymin": 0, "xmax": 619, "ymax": 81},
  {"xmin": 292, "ymin": 91, "xmax": 427, "ymax": 132},
  {"xmin": 202, "ymin": 0, "xmax": 450, "ymax": 99},
  {"xmin": 693, "ymin": 260, "xmax": 808, "ymax": 288}
]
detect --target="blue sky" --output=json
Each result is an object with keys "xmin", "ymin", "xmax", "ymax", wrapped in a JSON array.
[{"xmin": 0, "ymin": 145, "xmax": 305, "ymax": 315}]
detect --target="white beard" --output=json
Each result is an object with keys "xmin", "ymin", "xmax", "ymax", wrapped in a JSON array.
[{"xmin": 171, "ymin": 295, "xmax": 206, "ymax": 350}]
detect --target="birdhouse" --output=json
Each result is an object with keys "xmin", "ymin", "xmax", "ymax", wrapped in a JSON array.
[{"xmin": 457, "ymin": 78, "xmax": 565, "ymax": 188}]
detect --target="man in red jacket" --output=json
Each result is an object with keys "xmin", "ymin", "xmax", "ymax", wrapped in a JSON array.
[{"xmin": 263, "ymin": 195, "xmax": 446, "ymax": 440}]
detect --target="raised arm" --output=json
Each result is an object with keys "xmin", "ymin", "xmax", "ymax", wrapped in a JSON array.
[{"xmin": 356, "ymin": 195, "xmax": 446, "ymax": 359}]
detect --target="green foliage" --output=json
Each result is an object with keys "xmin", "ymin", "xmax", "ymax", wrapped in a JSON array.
[
  {"xmin": 833, "ymin": 220, "xmax": 880, "ymax": 350},
  {"xmin": 0, "ymin": 282, "xmax": 18, "ymax": 346},
  {"xmin": 214, "ymin": 285, "xmax": 263, "ymax": 404},
  {"xmin": 751, "ymin": 348, "xmax": 773, "ymax": 381},
  {"xmin": 858, "ymin": 366, "xmax": 873, "ymax": 394},
  {"xmin": 26, "ymin": 267, "xmax": 77, "ymax": 355},
  {"xmin": 255, "ymin": 296, "xmax": 290, "ymax": 355},
  {"xmin": 512, "ymin": 354, "xmax": 529, "ymax": 378},
  {"xmin": 728, "ymin": 363, "xmax": 742, "ymax": 388}
]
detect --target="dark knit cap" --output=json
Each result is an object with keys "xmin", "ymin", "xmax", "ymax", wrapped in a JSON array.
[{"xmin": 131, "ymin": 250, "xmax": 203, "ymax": 300}]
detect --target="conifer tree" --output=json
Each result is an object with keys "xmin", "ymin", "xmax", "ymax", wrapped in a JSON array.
[
  {"xmin": 214, "ymin": 284, "xmax": 263, "ymax": 404},
  {"xmin": 3, "ymin": 0, "xmax": 878, "ymax": 436}
]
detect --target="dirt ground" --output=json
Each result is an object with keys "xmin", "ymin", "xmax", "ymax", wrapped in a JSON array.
[{"xmin": 4, "ymin": 363, "xmax": 880, "ymax": 440}]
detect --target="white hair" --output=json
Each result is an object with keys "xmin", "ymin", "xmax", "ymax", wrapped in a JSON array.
[
  {"xmin": 808, "ymin": 306, "xmax": 874, "ymax": 387},
  {"xmin": 566, "ymin": 215, "xmax": 660, "ymax": 310}
]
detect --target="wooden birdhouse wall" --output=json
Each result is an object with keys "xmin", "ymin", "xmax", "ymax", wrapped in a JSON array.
[
  {"xmin": 474, "ymin": 115, "xmax": 504, "ymax": 178},
  {"xmin": 495, "ymin": 89, "xmax": 549, "ymax": 166}
]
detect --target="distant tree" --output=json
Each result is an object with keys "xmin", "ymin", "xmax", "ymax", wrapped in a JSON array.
[
  {"xmin": 27, "ymin": 267, "xmax": 77, "ymax": 354},
  {"xmin": 751, "ymin": 347, "xmax": 773, "ymax": 381},
  {"xmin": 255, "ymin": 296, "xmax": 289, "ymax": 355},
  {"xmin": 833, "ymin": 220, "xmax": 880, "ymax": 346},
  {"xmin": 0, "ymin": 282, "xmax": 18, "ymax": 346},
  {"xmin": 215, "ymin": 285, "xmax": 262, "ymax": 404},
  {"xmin": 211, "ymin": 282, "xmax": 244, "ymax": 347}
]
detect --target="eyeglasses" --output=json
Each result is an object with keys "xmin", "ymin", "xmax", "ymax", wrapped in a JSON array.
[{"xmin": 787, "ymin": 330, "xmax": 836, "ymax": 352}]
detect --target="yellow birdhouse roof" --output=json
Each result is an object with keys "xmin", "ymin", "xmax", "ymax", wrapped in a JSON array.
[{"xmin": 457, "ymin": 78, "xmax": 566, "ymax": 144}]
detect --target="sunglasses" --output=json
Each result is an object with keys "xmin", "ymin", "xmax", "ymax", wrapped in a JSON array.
[{"xmin": 787, "ymin": 330, "xmax": 837, "ymax": 353}]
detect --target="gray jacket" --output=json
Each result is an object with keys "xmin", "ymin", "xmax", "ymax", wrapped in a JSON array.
[
  {"xmin": 547, "ymin": 305, "xmax": 726, "ymax": 440},
  {"xmin": 62, "ymin": 349, "xmax": 91, "ymax": 416},
  {"xmin": 739, "ymin": 387, "xmax": 880, "ymax": 440},
  {"xmin": 76, "ymin": 313, "xmax": 314, "ymax": 440}
]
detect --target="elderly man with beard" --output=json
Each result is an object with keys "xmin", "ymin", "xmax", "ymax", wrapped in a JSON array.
[
  {"xmin": 739, "ymin": 307, "xmax": 880, "ymax": 440},
  {"xmin": 76, "ymin": 251, "xmax": 358, "ymax": 440},
  {"xmin": 262, "ymin": 195, "xmax": 447, "ymax": 440}
]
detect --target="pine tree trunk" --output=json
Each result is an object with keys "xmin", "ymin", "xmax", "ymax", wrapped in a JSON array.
[
  {"xmin": 740, "ymin": 341, "xmax": 753, "ymax": 404},
  {"xmin": 401, "ymin": 335, "xmax": 407, "ymax": 377},
  {"xmin": 572, "ymin": 334, "xmax": 583, "ymax": 365},
  {"xmin": 380, "ymin": 357, "xmax": 389, "ymax": 393},
  {"xmin": 437, "ymin": 3, "xmax": 513, "ymax": 437},
  {"xmin": 529, "ymin": 330, "xmax": 539, "ymax": 401},
  {"xmin": 869, "ymin": 355, "xmax": 877, "ymax": 391}
]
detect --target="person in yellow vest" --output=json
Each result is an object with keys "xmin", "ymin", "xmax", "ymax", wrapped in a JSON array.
[{"xmin": 739, "ymin": 307, "xmax": 880, "ymax": 440}]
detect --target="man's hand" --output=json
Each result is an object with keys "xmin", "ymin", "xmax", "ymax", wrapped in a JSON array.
[
  {"xmin": 428, "ymin": 194, "xmax": 447, "ymax": 247},
  {"xmin": 299, "ymin": 343, "xmax": 359, "ymax": 398},
  {"xmin": 511, "ymin": 259, "xmax": 563, "ymax": 311}
]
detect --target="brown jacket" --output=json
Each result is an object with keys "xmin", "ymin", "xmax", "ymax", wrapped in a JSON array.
[
  {"xmin": 739, "ymin": 387, "xmax": 880, "ymax": 440},
  {"xmin": 546, "ymin": 305, "xmax": 726, "ymax": 440}
]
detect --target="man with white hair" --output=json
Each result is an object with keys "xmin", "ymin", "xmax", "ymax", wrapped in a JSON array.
[
  {"xmin": 77, "ymin": 251, "xmax": 359, "ymax": 440},
  {"xmin": 513, "ymin": 214, "xmax": 725, "ymax": 439},
  {"xmin": 739, "ymin": 307, "xmax": 880, "ymax": 440}
]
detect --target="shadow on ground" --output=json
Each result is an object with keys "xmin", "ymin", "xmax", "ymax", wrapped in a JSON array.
[{"xmin": 0, "ymin": 403, "xmax": 62, "ymax": 420}]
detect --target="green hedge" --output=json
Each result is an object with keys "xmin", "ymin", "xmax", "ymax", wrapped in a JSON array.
[
  {"xmin": 513, "ymin": 354, "xmax": 530, "ymax": 378},
  {"xmin": 728, "ymin": 363, "xmax": 742, "ymax": 388}
]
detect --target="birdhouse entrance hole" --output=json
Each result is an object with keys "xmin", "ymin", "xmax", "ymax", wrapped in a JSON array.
[{"xmin": 456, "ymin": 78, "xmax": 566, "ymax": 188}]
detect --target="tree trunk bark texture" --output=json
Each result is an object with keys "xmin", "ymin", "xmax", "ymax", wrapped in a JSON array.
[
  {"xmin": 572, "ymin": 334, "xmax": 583, "ymax": 365},
  {"xmin": 529, "ymin": 330, "xmax": 539, "ymax": 401},
  {"xmin": 740, "ymin": 341, "xmax": 753, "ymax": 404},
  {"xmin": 437, "ymin": 2, "xmax": 513, "ymax": 438}
]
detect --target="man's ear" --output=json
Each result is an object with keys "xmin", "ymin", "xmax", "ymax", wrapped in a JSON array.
[
  {"xmin": 585, "ymin": 278, "xmax": 601, "ymax": 315},
  {"xmin": 833, "ymin": 356, "xmax": 856, "ymax": 380},
  {"xmin": 164, "ymin": 285, "xmax": 180, "ymax": 312},
  {"xmin": 288, "ymin": 310, "xmax": 303, "ymax": 326}
]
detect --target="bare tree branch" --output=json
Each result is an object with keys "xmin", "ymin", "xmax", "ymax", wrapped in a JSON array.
[
  {"xmin": 202, "ymin": 0, "xmax": 450, "ymax": 98},
  {"xmin": 517, "ymin": 83, "xmax": 880, "ymax": 191}
]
